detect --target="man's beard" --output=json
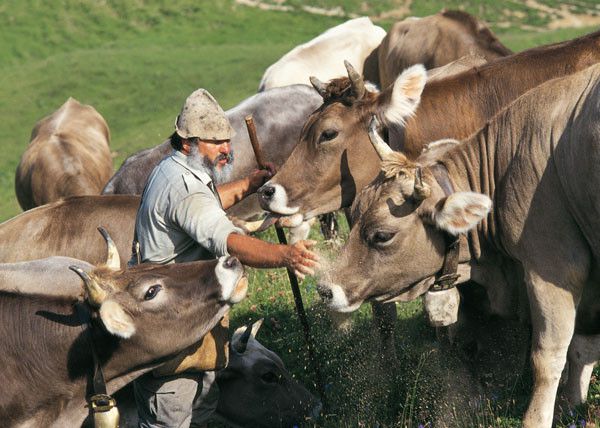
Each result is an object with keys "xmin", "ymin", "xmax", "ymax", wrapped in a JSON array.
[{"xmin": 188, "ymin": 144, "xmax": 234, "ymax": 185}]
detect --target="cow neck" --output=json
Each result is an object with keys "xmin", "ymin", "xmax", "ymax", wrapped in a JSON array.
[
  {"xmin": 429, "ymin": 163, "xmax": 461, "ymax": 291},
  {"xmin": 74, "ymin": 302, "xmax": 118, "ymax": 420},
  {"xmin": 441, "ymin": 117, "xmax": 511, "ymax": 261},
  {"xmin": 405, "ymin": 31, "xmax": 600, "ymax": 156}
]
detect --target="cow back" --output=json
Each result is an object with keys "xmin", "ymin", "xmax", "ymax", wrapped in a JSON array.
[
  {"xmin": 0, "ymin": 195, "xmax": 138, "ymax": 266},
  {"xmin": 15, "ymin": 98, "xmax": 114, "ymax": 211},
  {"xmin": 259, "ymin": 17, "xmax": 386, "ymax": 90},
  {"xmin": 378, "ymin": 10, "xmax": 512, "ymax": 89}
]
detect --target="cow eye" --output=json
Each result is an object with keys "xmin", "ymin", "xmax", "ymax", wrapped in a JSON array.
[
  {"xmin": 260, "ymin": 371, "xmax": 280, "ymax": 384},
  {"xmin": 144, "ymin": 284, "xmax": 162, "ymax": 300},
  {"xmin": 371, "ymin": 231, "xmax": 396, "ymax": 246},
  {"xmin": 319, "ymin": 129, "xmax": 338, "ymax": 143}
]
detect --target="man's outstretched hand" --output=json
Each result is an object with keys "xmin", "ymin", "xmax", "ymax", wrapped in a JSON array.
[{"xmin": 284, "ymin": 239, "xmax": 320, "ymax": 280}]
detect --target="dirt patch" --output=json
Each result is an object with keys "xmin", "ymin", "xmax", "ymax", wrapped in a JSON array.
[
  {"xmin": 547, "ymin": 11, "xmax": 600, "ymax": 30},
  {"xmin": 372, "ymin": 0, "xmax": 413, "ymax": 22},
  {"xmin": 525, "ymin": 0, "xmax": 600, "ymax": 29},
  {"xmin": 235, "ymin": 0, "xmax": 359, "ymax": 18},
  {"xmin": 237, "ymin": 0, "xmax": 600, "ymax": 31},
  {"xmin": 235, "ymin": 0, "xmax": 292, "ymax": 13}
]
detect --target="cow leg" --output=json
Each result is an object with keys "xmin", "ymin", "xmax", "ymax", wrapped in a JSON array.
[
  {"xmin": 318, "ymin": 213, "xmax": 339, "ymax": 241},
  {"xmin": 564, "ymin": 333, "xmax": 600, "ymax": 405},
  {"xmin": 371, "ymin": 301, "xmax": 397, "ymax": 359},
  {"xmin": 523, "ymin": 270, "xmax": 581, "ymax": 428}
]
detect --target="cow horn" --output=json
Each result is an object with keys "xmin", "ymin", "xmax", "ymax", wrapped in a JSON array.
[
  {"xmin": 414, "ymin": 167, "xmax": 431, "ymax": 200},
  {"xmin": 69, "ymin": 266, "xmax": 107, "ymax": 307},
  {"xmin": 250, "ymin": 318, "xmax": 264, "ymax": 338},
  {"xmin": 310, "ymin": 76, "xmax": 328, "ymax": 98},
  {"xmin": 368, "ymin": 115, "xmax": 393, "ymax": 159},
  {"xmin": 97, "ymin": 226, "xmax": 120, "ymax": 270},
  {"xmin": 344, "ymin": 60, "xmax": 365, "ymax": 100},
  {"xmin": 233, "ymin": 324, "xmax": 253, "ymax": 354}
]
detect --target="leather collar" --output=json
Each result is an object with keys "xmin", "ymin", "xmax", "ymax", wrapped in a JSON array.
[
  {"xmin": 429, "ymin": 163, "xmax": 461, "ymax": 291},
  {"xmin": 75, "ymin": 302, "xmax": 118, "ymax": 420}
]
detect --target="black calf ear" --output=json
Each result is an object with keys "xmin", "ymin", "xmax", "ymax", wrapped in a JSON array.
[{"xmin": 233, "ymin": 325, "xmax": 252, "ymax": 354}]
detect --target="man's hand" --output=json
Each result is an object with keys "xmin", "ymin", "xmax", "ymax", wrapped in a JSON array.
[
  {"xmin": 227, "ymin": 234, "xmax": 320, "ymax": 280},
  {"xmin": 283, "ymin": 239, "xmax": 320, "ymax": 280},
  {"xmin": 248, "ymin": 162, "xmax": 277, "ymax": 192},
  {"xmin": 218, "ymin": 162, "xmax": 277, "ymax": 208}
]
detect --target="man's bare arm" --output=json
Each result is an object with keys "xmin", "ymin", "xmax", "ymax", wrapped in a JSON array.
[
  {"xmin": 227, "ymin": 233, "xmax": 319, "ymax": 279},
  {"xmin": 216, "ymin": 163, "xmax": 275, "ymax": 209}
]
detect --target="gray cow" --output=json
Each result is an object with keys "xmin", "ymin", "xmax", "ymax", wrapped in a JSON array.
[
  {"xmin": 316, "ymin": 63, "xmax": 600, "ymax": 427},
  {"xmin": 0, "ymin": 253, "xmax": 247, "ymax": 426}
]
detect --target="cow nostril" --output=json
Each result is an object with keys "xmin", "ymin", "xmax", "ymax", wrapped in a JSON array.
[
  {"xmin": 317, "ymin": 285, "xmax": 333, "ymax": 301},
  {"xmin": 260, "ymin": 185, "xmax": 276, "ymax": 200},
  {"xmin": 224, "ymin": 256, "xmax": 239, "ymax": 269}
]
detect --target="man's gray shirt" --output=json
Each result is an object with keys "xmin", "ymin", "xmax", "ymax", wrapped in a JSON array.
[{"xmin": 132, "ymin": 149, "xmax": 242, "ymax": 264}]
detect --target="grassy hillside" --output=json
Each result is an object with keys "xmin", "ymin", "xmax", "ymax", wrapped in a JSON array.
[
  {"xmin": 0, "ymin": 0, "xmax": 597, "ymax": 220},
  {"xmin": 2, "ymin": 1, "xmax": 600, "ymax": 426}
]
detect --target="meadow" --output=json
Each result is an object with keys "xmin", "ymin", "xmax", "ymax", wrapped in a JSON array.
[{"xmin": 1, "ymin": 1, "xmax": 600, "ymax": 426}]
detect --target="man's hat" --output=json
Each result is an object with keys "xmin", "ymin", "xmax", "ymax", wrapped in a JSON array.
[{"xmin": 174, "ymin": 89, "xmax": 235, "ymax": 141}]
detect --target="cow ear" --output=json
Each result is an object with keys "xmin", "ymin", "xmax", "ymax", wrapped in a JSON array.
[
  {"xmin": 99, "ymin": 300, "xmax": 136, "ymax": 339},
  {"xmin": 433, "ymin": 192, "xmax": 491, "ymax": 235},
  {"xmin": 417, "ymin": 139, "xmax": 460, "ymax": 165},
  {"xmin": 383, "ymin": 64, "xmax": 427, "ymax": 126}
]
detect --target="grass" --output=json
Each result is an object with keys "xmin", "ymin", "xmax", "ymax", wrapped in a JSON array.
[{"xmin": 2, "ymin": 1, "xmax": 600, "ymax": 426}]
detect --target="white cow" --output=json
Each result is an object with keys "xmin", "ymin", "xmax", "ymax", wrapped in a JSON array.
[{"xmin": 258, "ymin": 16, "xmax": 386, "ymax": 91}]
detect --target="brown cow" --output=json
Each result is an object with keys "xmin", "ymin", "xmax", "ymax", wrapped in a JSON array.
[
  {"xmin": 15, "ymin": 97, "xmax": 113, "ymax": 210},
  {"xmin": 258, "ymin": 29, "xmax": 600, "ymax": 222},
  {"xmin": 0, "ymin": 253, "xmax": 247, "ymax": 426},
  {"xmin": 0, "ymin": 195, "xmax": 138, "ymax": 265},
  {"xmin": 316, "ymin": 63, "xmax": 600, "ymax": 427},
  {"xmin": 378, "ymin": 10, "xmax": 512, "ymax": 89}
]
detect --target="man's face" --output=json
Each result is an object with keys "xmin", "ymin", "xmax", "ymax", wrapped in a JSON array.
[
  {"xmin": 197, "ymin": 139, "xmax": 232, "ymax": 168},
  {"xmin": 187, "ymin": 139, "xmax": 234, "ymax": 185}
]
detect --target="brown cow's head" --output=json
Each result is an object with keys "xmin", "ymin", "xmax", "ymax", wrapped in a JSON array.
[
  {"xmin": 257, "ymin": 61, "xmax": 427, "ymax": 221},
  {"xmin": 71, "ymin": 256, "xmax": 247, "ymax": 359},
  {"xmin": 316, "ymin": 131, "xmax": 491, "ymax": 312}
]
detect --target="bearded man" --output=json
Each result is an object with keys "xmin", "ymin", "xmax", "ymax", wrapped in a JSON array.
[{"xmin": 131, "ymin": 89, "xmax": 319, "ymax": 427}]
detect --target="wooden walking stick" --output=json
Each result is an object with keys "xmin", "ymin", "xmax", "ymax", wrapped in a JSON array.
[{"xmin": 244, "ymin": 115, "xmax": 328, "ymax": 409}]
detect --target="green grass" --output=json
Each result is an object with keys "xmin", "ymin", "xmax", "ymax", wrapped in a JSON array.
[
  {"xmin": 0, "ymin": 0, "xmax": 345, "ymax": 219},
  {"xmin": 2, "ymin": 1, "xmax": 600, "ymax": 426}
]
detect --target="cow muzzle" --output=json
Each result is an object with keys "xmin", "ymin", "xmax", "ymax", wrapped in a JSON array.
[
  {"xmin": 257, "ymin": 183, "xmax": 299, "ymax": 215},
  {"xmin": 216, "ymin": 256, "xmax": 247, "ymax": 304},
  {"xmin": 317, "ymin": 282, "xmax": 361, "ymax": 313}
]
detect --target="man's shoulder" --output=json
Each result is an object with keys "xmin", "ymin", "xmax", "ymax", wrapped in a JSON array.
[
  {"xmin": 145, "ymin": 154, "xmax": 213, "ymax": 202},
  {"xmin": 181, "ymin": 170, "xmax": 212, "ymax": 196},
  {"xmin": 161, "ymin": 157, "xmax": 213, "ymax": 196},
  {"xmin": 144, "ymin": 157, "xmax": 186, "ymax": 198}
]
